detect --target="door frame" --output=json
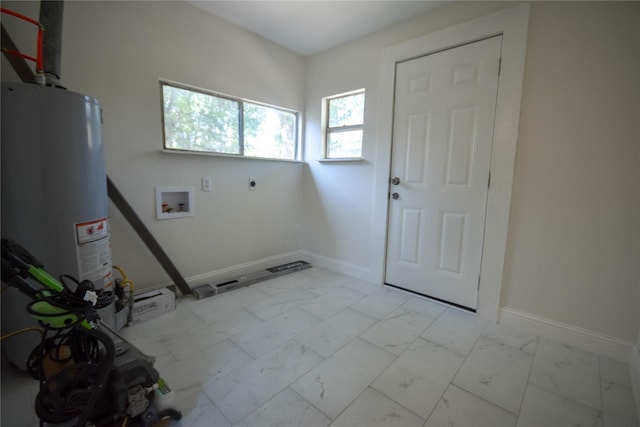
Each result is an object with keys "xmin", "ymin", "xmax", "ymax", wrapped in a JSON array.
[{"xmin": 372, "ymin": 4, "xmax": 530, "ymax": 321}]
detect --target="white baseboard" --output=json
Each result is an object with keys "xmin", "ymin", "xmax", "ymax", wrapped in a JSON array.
[
  {"xmin": 151, "ymin": 250, "xmax": 306, "ymax": 294},
  {"xmin": 630, "ymin": 343, "xmax": 640, "ymax": 421},
  {"xmin": 499, "ymin": 307, "xmax": 633, "ymax": 362},
  {"xmin": 299, "ymin": 251, "xmax": 373, "ymax": 283}
]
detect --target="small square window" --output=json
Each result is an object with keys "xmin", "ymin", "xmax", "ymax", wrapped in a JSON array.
[{"xmin": 323, "ymin": 89, "xmax": 365, "ymax": 159}]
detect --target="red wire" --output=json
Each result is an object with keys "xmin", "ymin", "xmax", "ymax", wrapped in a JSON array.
[
  {"xmin": 0, "ymin": 7, "xmax": 39, "ymax": 26},
  {"xmin": 1, "ymin": 7, "xmax": 44, "ymax": 74},
  {"xmin": 36, "ymin": 27, "xmax": 43, "ymax": 73},
  {"xmin": 1, "ymin": 47, "xmax": 37, "ymax": 63}
]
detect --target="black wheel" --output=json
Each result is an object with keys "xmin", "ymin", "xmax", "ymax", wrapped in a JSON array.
[
  {"xmin": 34, "ymin": 363, "xmax": 99, "ymax": 423},
  {"xmin": 158, "ymin": 408, "xmax": 182, "ymax": 421}
]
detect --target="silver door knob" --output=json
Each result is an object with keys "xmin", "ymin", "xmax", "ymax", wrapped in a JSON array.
[
  {"xmin": 391, "ymin": 177, "xmax": 400, "ymax": 185},
  {"xmin": 391, "ymin": 192, "xmax": 399, "ymax": 200}
]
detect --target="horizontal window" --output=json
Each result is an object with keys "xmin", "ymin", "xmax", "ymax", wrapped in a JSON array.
[{"xmin": 161, "ymin": 81, "xmax": 299, "ymax": 160}]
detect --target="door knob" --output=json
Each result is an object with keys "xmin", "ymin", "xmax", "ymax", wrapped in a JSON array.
[
  {"xmin": 391, "ymin": 177, "xmax": 400, "ymax": 185},
  {"xmin": 391, "ymin": 192, "xmax": 399, "ymax": 200}
]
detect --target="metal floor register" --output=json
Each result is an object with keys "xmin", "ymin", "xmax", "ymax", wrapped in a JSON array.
[{"xmin": 191, "ymin": 260, "xmax": 311, "ymax": 299}]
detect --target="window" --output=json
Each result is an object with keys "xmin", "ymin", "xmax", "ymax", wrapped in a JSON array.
[
  {"xmin": 161, "ymin": 81, "xmax": 299, "ymax": 160},
  {"xmin": 322, "ymin": 89, "xmax": 365, "ymax": 159}
]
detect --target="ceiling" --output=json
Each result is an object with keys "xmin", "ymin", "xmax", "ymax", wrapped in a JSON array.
[{"xmin": 186, "ymin": 1, "xmax": 448, "ymax": 56}]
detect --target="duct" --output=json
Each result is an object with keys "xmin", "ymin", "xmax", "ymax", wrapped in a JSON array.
[
  {"xmin": 192, "ymin": 261, "xmax": 312, "ymax": 299},
  {"xmin": 38, "ymin": 0, "xmax": 64, "ymax": 86}
]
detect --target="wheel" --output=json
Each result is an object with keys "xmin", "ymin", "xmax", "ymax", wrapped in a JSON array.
[{"xmin": 34, "ymin": 363, "xmax": 99, "ymax": 423}]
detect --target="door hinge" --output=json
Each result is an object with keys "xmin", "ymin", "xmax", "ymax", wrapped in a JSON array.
[
  {"xmin": 498, "ymin": 58, "xmax": 502, "ymax": 76},
  {"xmin": 478, "ymin": 276, "xmax": 481, "ymax": 289},
  {"xmin": 488, "ymin": 172, "xmax": 491, "ymax": 189}
]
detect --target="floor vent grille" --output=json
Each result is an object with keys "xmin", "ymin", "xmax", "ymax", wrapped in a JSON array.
[{"xmin": 192, "ymin": 260, "xmax": 311, "ymax": 300}]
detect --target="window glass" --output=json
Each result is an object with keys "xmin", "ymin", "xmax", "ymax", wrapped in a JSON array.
[
  {"xmin": 161, "ymin": 82, "xmax": 299, "ymax": 160},
  {"xmin": 324, "ymin": 90, "xmax": 365, "ymax": 159},
  {"xmin": 327, "ymin": 130, "xmax": 364, "ymax": 158},
  {"xmin": 328, "ymin": 93, "xmax": 365, "ymax": 127},
  {"xmin": 162, "ymin": 85, "xmax": 240, "ymax": 154},
  {"xmin": 244, "ymin": 102, "xmax": 297, "ymax": 160}
]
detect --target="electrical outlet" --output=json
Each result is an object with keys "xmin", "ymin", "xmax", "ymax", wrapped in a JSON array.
[
  {"xmin": 249, "ymin": 177, "xmax": 257, "ymax": 191},
  {"xmin": 202, "ymin": 177, "xmax": 212, "ymax": 191}
]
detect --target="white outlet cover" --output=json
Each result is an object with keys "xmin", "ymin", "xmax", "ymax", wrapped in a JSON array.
[
  {"xmin": 202, "ymin": 177, "xmax": 212, "ymax": 191},
  {"xmin": 249, "ymin": 177, "xmax": 257, "ymax": 191}
]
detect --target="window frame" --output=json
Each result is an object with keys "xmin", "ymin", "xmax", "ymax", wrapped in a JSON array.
[
  {"xmin": 321, "ymin": 88, "xmax": 366, "ymax": 160},
  {"xmin": 160, "ymin": 80, "xmax": 301, "ymax": 161}
]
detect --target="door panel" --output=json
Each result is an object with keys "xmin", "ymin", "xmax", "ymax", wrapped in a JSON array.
[
  {"xmin": 399, "ymin": 208, "xmax": 422, "ymax": 264},
  {"xmin": 385, "ymin": 36, "xmax": 502, "ymax": 310},
  {"xmin": 445, "ymin": 105, "xmax": 477, "ymax": 187}
]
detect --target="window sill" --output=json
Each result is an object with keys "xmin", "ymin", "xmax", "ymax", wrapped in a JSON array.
[
  {"xmin": 317, "ymin": 157, "xmax": 365, "ymax": 163},
  {"xmin": 161, "ymin": 149, "xmax": 303, "ymax": 164}
]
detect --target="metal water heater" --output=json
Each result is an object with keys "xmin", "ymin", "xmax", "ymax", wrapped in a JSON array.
[{"xmin": 1, "ymin": 82, "xmax": 113, "ymax": 367}]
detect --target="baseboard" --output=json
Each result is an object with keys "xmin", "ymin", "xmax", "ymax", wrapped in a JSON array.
[
  {"xmin": 149, "ymin": 250, "xmax": 306, "ymax": 294},
  {"xmin": 499, "ymin": 307, "xmax": 633, "ymax": 362},
  {"xmin": 299, "ymin": 251, "xmax": 373, "ymax": 283},
  {"xmin": 630, "ymin": 343, "xmax": 640, "ymax": 421}
]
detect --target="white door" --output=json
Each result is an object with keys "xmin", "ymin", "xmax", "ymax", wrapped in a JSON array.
[{"xmin": 385, "ymin": 36, "xmax": 502, "ymax": 310}]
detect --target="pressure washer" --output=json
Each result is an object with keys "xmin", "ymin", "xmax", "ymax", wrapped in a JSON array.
[{"xmin": 1, "ymin": 238, "xmax": 182, "ymax": 426}]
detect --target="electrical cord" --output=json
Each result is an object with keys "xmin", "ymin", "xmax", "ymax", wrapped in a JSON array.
[
  {"xmin": 25, "ymin": 274, "xmax": 115, "ymax": 381},
  {"xmin": 0, "ymin": 327, "xmax": 43, "ymax": 341},
  {"xmin": 28, "ymin": 276, "xmax": 114, "ymax": 425}
]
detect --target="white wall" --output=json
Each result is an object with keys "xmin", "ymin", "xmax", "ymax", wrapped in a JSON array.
[
  {"xmin": 3, "ymin": 1, "xmax": 639, "ymax": 350},
  {"xmin": 500, "ymin": 1, "xmax": 640, "ymax": 342},
  {"xmin": 302, "ymin": 1, "xmax": 640, "ymax": 345},
  {"xmin": 1, "ymin": 1, "xmax": 306, "ymax": 290},
  {"xmin": 301, "ymin": 1, "xmax": 514, "ymax": 278}
]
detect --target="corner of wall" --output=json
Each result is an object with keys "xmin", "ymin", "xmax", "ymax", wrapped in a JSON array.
[
  {"xmin": 499, "ymin": 307, "xmax": 633, "ymax": 362},
  {"xmin": 299, "ymin": 250, "xmax": 374, "ymax": 283}
]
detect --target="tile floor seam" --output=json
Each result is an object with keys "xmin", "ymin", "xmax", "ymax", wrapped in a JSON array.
[
  {"xmin": 269, "ymin": 386, "xmax": 328, "ymax": 427},
  {"xmin": 288, "ymin": 336, "xmax": 395, "ymax": 421},
  {"xmin": 530, "ymin": 342, "xmax": 605, "ymax": 414},
  {"xmin": 211, "ymin": 395, "xmax": 233, "ymax": 426},
  {"xmin": 3, "ymin": 268, "xmax": 635, "ymax": 427},
  {"xmin": 598, "ymin": 353, "xmax": 607, "ymax": 427},
  {"xmin": 359, "ymin": 352, "xmax": 431, "ymax": 425},
  {"xmin": 292, "ymin": 309, "xmax": 377, "ymax": 359},
  {"xmin": 333, "ymin": 385, "xmax": 427, "ymax": 426},
  {"xmin": 229, "ymin": 385, "xmax": 305, "ymax": 426},
  {"xmin": 436, "ymin": 383, "xmax": 523, "ymax": 424},
  {"xmin": 427, "ymin": 335, "xmax": 494, "ymax": 422},
  {"xmin": 451, "ymin": 328, "xmax": 534, "ymax": 416},
  {"xmin": 514, "ymin": 334, "xmax": 540, "ymax": 426},
  {"xmin": 356, "ymin": 327, "xmax": 410, "ymax": 360}
]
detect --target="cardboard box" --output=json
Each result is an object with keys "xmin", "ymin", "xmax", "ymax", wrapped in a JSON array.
[{"xmin": 132, "ymin": 288, "xmax": 175, "ymax": 323}]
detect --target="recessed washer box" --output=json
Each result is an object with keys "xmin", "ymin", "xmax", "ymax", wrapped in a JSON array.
[{"xmin": 155, "ymin": 186, "xmax": 194, "ymax": 220}]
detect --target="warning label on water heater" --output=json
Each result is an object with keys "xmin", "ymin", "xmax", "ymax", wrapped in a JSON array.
[
  {"xmin": 75, "ymin": 217, "xmax": 113, "ymax": 289},
  {"xmin": 76, "ymin": 218, "xmax": 109, "ymax": 244}
]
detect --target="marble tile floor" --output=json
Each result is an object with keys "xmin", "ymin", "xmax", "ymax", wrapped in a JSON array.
[{"xmin": 2, "ymin": 267, "xmax": 638, "ymax": 427}]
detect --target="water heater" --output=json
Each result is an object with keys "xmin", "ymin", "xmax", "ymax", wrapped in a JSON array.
[{"xmin": 1, "ymin": 82, "xmax": 113, "ymax": 366}]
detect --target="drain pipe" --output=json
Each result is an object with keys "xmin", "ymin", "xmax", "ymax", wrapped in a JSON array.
[{"xmin": 38, "ymin": 0, "xmax": 64, "ymax": 87}]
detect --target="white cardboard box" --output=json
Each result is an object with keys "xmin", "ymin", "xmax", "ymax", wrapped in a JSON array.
[{"xmin": 132, "ymin": 288, "xmax": 176, "ymax": 323}]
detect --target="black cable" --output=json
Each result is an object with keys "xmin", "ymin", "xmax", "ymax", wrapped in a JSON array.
[{"xmin": 36, "ymin": 322, "xmax": 49, "ymax": 427}]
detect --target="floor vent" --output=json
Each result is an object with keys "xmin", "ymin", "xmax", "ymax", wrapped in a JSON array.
[{"xmin": 192, "ymin": 260, "xmax": 311, "ymax": 300}]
